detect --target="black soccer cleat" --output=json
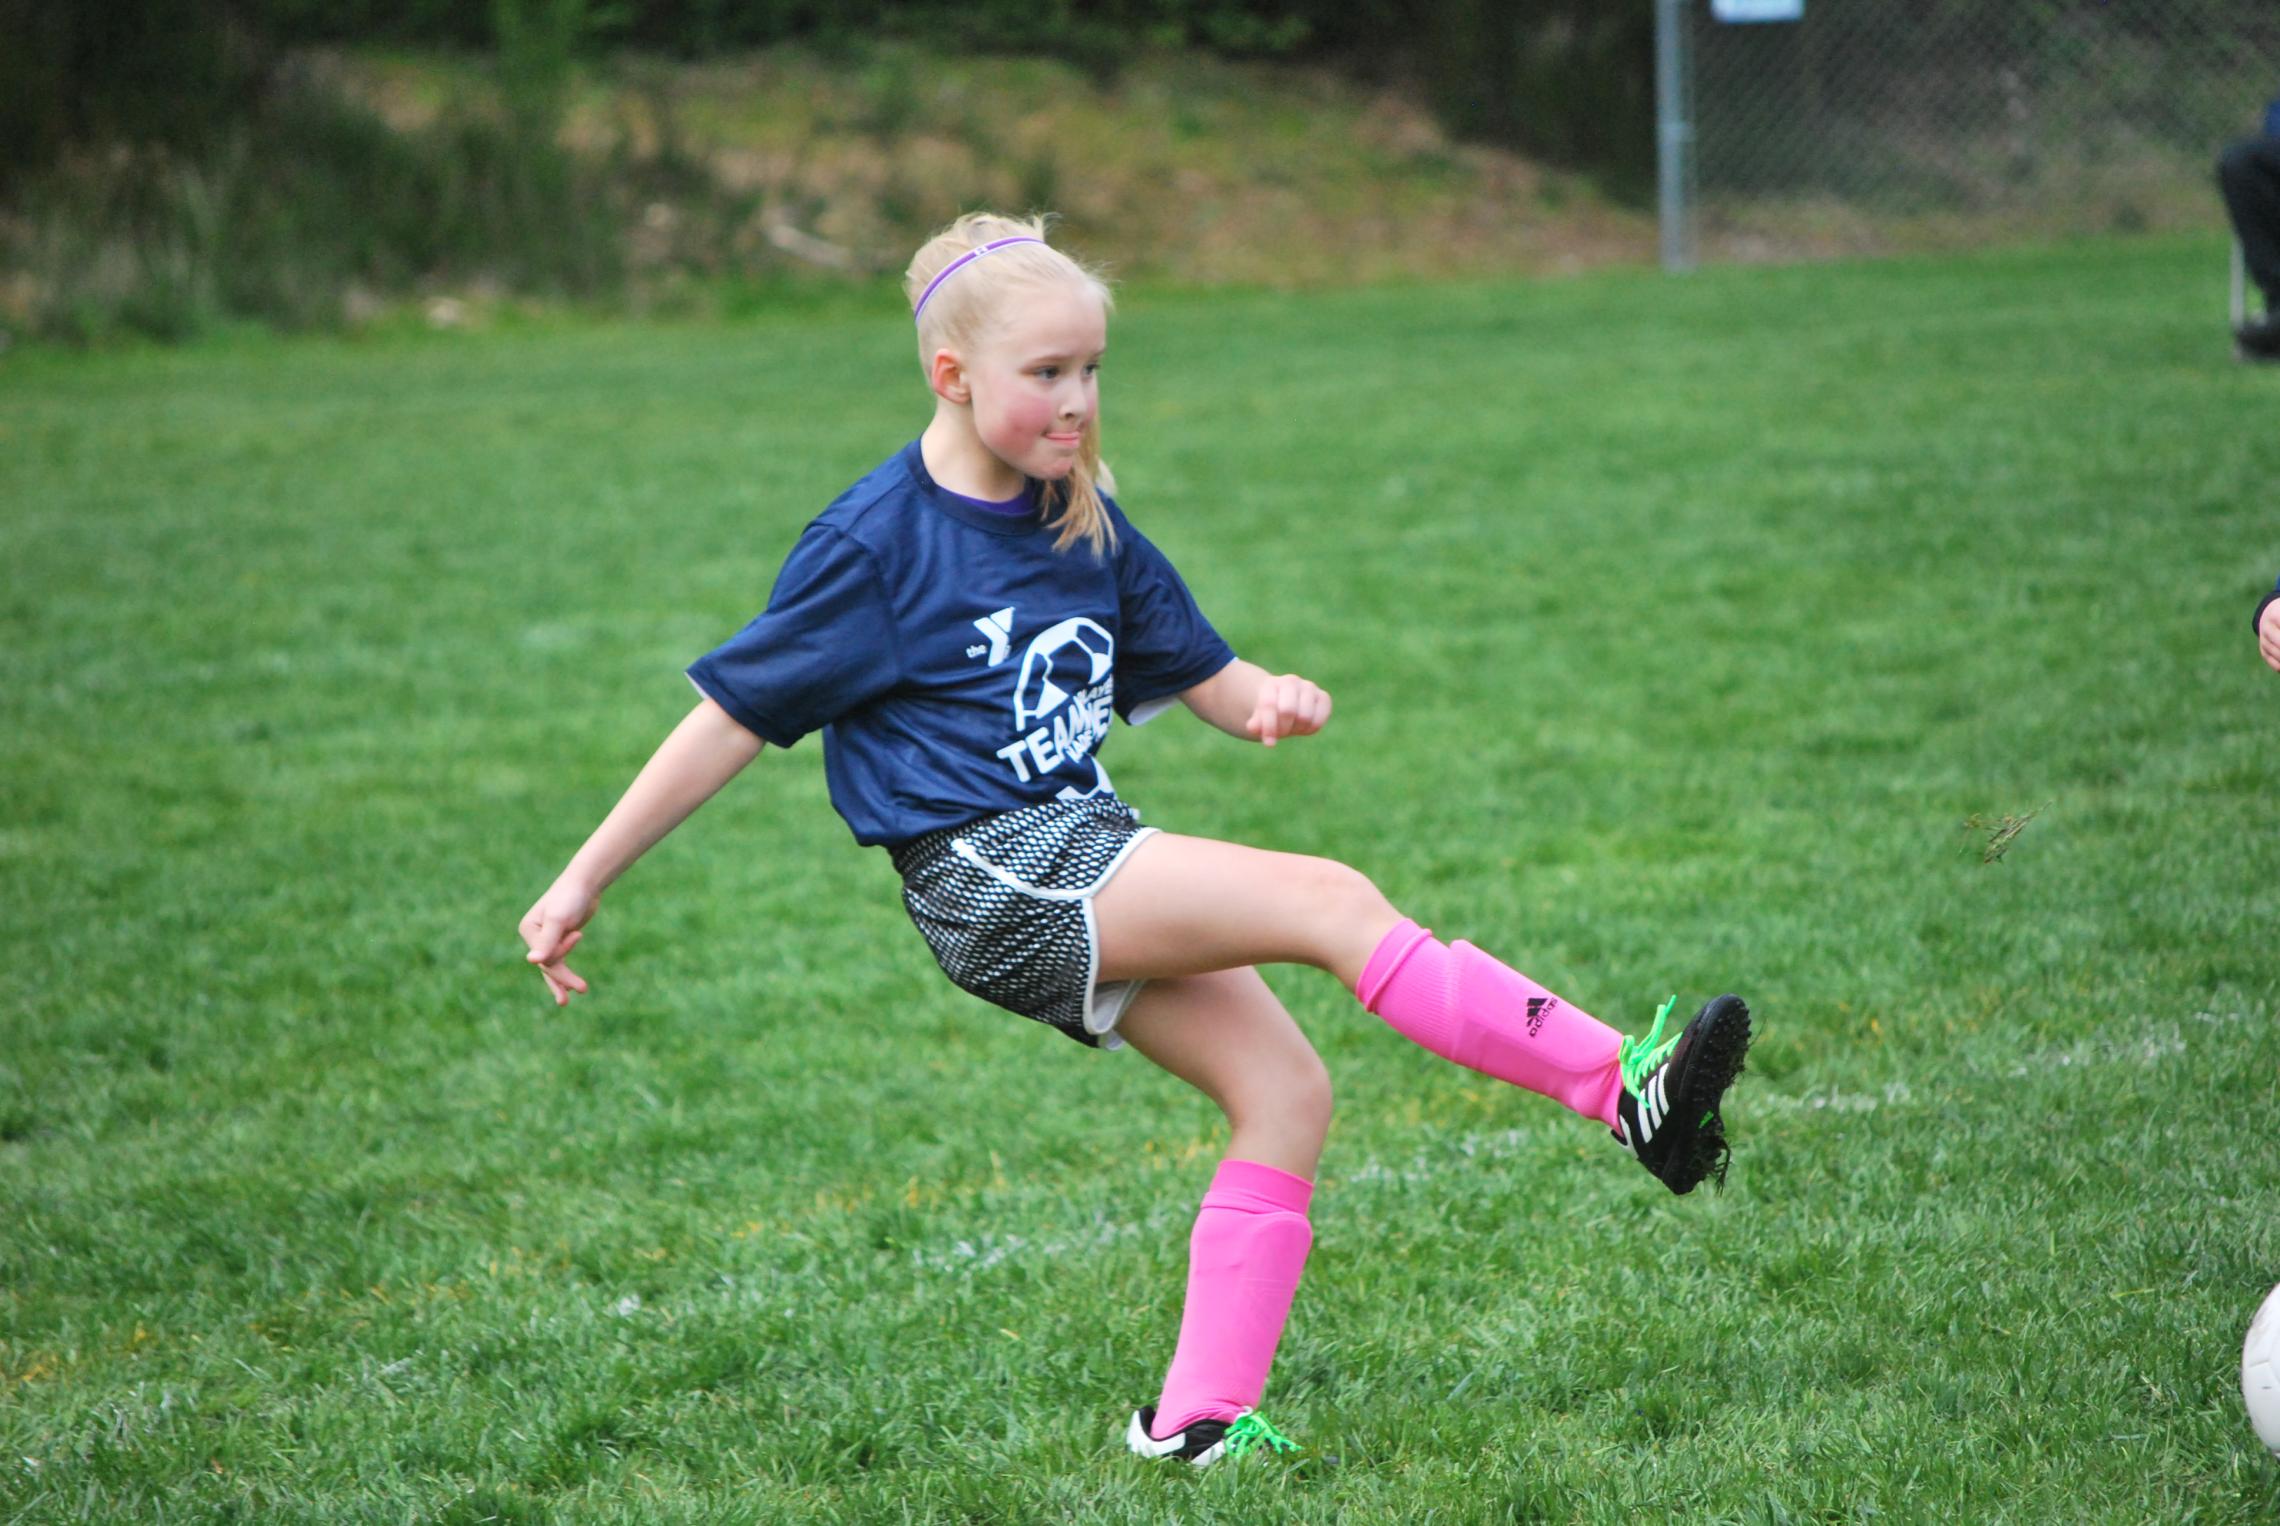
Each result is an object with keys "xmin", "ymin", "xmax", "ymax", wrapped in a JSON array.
[
  {"xmin": 1126, "ymin": 1406, "xmax": 1301, "ymax": 1467},
  {"xmin": 2238, "ymin": 314, "xmax": 2280, "ymax": 363},
  {"xmin": 1611, "ymin": 993, "xmax": 1752, "ymax": 1195}
]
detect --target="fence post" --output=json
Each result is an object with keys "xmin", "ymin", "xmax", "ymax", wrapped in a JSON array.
[{"xmin": 1656, "ymin": 0, "xmax": 1696, "ymax": 272}]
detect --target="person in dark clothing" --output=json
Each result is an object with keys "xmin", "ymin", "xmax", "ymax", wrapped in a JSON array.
[
  {"xmin": 2255, "ymin": 576, "xmax": 2280, "ymax": 672},
  {"xmin": 2219, "ymin": 101, "xmax": 2280, "ymax": 360}
]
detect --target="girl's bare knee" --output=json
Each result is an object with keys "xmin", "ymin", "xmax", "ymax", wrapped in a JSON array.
[
  {"xmin": 1289, "ymin": 1047, "xmax": 1334, "ymax": 1142},
  {"xmin": 1292, "ymin": 855, "xmax": 1400, "ymax": 968},
  {"xmin": 1227, "ymin": 1044, "xmax": 1333, "ymax": 1146}
]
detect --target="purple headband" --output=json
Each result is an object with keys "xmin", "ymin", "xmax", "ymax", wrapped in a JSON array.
[{"xmin": 912, "ymin": 236, "xmax": 1046, "ymax": 323}]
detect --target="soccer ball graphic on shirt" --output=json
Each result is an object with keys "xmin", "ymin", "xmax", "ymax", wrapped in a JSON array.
[
  {"xmin": 1012, "ymin": 616, "xmax": 1115, "ymax": 728},
  {"xmin": 2245, "ymin": 1284, "xmax": 2280, "ymax": 1454}
]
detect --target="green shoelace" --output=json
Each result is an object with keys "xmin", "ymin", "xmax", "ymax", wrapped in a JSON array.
[
  {"xmin": 1616, "ymin": 994, "xmax": 1682, "ymax": 1094},
  {"xmin": 1222, "ymin": 1411, "xmax": 1301, "ymax": 1459}
]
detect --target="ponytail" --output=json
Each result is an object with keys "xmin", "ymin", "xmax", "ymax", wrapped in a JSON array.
[{"xmin": 1038, "ymin": 419, "xmax": 1112, "ymax": 554}]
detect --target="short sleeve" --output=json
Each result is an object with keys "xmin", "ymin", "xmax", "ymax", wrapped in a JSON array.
[
  {"xmin": 1112, "ymin": 518, "xmax": 1235, "ymax": 723},
  {"xmin": 686, "ymin": 527, "xmax": 901, "ymax": 747}
]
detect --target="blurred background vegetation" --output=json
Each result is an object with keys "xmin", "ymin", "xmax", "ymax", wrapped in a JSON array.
[
  {"xmin": 0, "ymin": 0, "xmax": 1664, "ymax": 343},
  {"xmin": 2, "ymin": 0, "xmax": 2255, "ymax": 344}
]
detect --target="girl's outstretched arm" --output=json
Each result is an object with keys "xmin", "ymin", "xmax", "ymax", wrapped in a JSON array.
[
  {"xmin": 518, "ymin": 696, "xmax": 764, "ymax": 1005},
  {"xmin": 1178, "ymin": 659, "xmax": 1332, "ymax": 748}
]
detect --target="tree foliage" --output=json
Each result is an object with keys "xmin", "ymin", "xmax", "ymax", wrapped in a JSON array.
[
  {"xmin": 1, "ymin": 0, "xmax": 1657, "ymax": 187},
  {"xmin": 11, "ymin": 0, "xmax": 2275, "ymax": 192}
]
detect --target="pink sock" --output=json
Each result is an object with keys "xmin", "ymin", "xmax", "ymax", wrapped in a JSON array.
[
  {"xmin": 1356, "ymin": 918, "xmax": 1625, "ymax": 1129},
  {"xmin": 1152, "ymin": 1158, "xmax": 1314, "ymax": 1437}
]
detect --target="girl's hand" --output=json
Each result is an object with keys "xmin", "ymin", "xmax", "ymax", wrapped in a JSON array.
[
  {"xmin": 519, "ymin": 880, "xmax": 597, "ymax": 1006},
  {"xmin": 1244, "ymin": 673, "xmax": 1332, "ymax": 747},
  {"xmin": 2260, "ymin": 601, "xmax": 2280, "ymax": 673}
]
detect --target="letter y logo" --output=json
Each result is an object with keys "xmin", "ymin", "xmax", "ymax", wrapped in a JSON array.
[{"xmin": 972, "ymin": 607, "xmax": 1015, "ymax": 667}]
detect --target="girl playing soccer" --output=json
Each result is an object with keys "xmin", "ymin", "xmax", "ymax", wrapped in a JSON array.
[{"xmin": 518, "ymin": 212, "xmax": 1753, "ymax": 1468}]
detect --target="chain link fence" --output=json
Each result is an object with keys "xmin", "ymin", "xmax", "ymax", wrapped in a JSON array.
[{"xmin": 1668, "ymin": 0, "xmax": 2280, "ymax": 264}]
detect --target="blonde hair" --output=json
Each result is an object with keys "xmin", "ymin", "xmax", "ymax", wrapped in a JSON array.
[{"xmin": 904, "ymin": 212, "xmax": 1116, "ymax": 554}]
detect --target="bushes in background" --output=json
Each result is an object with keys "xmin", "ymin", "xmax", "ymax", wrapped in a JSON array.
[{"xmin": 0, "ymin": 0, "xmax": 1669, "ymax": 340}]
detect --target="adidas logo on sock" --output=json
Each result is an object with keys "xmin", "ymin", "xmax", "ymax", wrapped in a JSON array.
[{"xmin": 1525, "ymin": 995, "xmax": 1559, "ymax": 1037}]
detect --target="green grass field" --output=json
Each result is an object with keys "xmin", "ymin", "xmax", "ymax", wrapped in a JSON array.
[{"xmin": 5, "ymin": 235, "xmax": 2280, "ymax": 1523}]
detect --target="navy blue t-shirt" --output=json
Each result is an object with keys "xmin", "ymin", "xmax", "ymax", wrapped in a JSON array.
[{"xmin": 688, "ymin": 441, "xmax": 1236, "ymax": 846}]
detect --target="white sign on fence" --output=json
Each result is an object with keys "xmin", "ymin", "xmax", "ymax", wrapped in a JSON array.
[{"xmin": 1711, "ymin": 0, "xmax": 1803, "ymax": 21}]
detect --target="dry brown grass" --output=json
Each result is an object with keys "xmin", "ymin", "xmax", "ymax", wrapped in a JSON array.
[{"xmin": 332, "ymin": 43, "xmax": 1655, "ymax": 290}]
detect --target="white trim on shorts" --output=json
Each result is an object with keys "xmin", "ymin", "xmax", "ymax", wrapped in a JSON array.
[{"xmin": 951, "ymin": 824, "xmax": 1161, "ymax": 1046}]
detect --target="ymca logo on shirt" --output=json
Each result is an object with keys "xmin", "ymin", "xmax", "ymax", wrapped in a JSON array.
[
  {"xmin": 984, "ymin": 610, "xmax": 1116, "ymax": 785},
  {"xmin": 968, "ymin": 607, "xmax": 1015, "ymax": 666}
]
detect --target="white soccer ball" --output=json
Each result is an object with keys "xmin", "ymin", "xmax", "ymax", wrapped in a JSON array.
[{"xmin": 2244, "ymin": 1284, "xmax": 2280, "ymax": 1454}]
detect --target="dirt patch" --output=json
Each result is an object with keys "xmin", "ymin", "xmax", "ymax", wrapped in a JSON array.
[{"xmin": 327, "ymin": 44, "xmax": 1657, "ymax": 290}]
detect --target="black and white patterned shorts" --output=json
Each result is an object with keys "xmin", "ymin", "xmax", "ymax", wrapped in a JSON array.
[{"xmin": 889, "ymin": 795, "xmax": 1159, "ymax": 1048}]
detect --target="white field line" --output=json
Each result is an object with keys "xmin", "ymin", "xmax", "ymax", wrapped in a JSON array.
[
  {"xmin": 1751, "ymin": 1080, "xmax": 1918, "ymax": 1115},
  {"xmin": 871, "ymin": 1011, "xmax": 2266, "ymax": 1279},
  {"xmin": 1335, "ymin": 1008, "xmax": 2264, "ymax": 1182},
  {"xmin": 2001, "ymin": 1006, "xmax": 2254, "ymax": 1079},
  {"xmin": 908, "ymin": 1207, "xmax": 1176, "ymax": 1278}
]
